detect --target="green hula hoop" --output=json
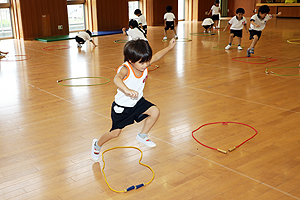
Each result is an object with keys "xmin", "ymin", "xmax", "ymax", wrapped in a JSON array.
[
  {"xmin": 265, "ymin": 66, "xmax": 300, "ymax": 76},
  {"xmin": 287, "ymin": 39, "xmax": 300, "ymax": 44},
  {"xmin": 190, "ymin": 32, "xmax": 217, "ymax": 36},
  {"xmin": 57, "ymin": 77, "xmax": 110, "ymax": 87},
  {"xmin": 162, "ymin": 38, "xmax": 192, "ymax": 42},
  {"xmin": 213, "ymin": 44, "xmax": 244, "ymax": 49},
  {"xmin": 114, "ymin": 39, "xmax": 128, "ymax": 43}
]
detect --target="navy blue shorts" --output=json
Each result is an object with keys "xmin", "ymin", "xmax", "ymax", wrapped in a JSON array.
[
  {"xmin": 110, "ymin": 97, "xmax": 155, "ymax": 131},
  {"xmin": 212, "ymin": 14, "xmax": 219, "ymax": 21},
  {"xmin": 249, "ymin": 30, "xmax": 262, "ymax": 40},
  {"xmin": 230, "ymin": 29, "xmax": 243, "ymax": 38},
  {"xmin": 165, "ymin": 21, "xmax": 175, "ymax": 30}
]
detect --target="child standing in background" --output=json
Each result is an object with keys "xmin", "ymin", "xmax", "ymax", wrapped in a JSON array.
[
  {"xmin": 247, "ymin": 5, "xmax": 281, "ymax": 57},
  {"xmin": 122, "ymin": 19, "xmax": 147, "ymax": 41},
  {"xmin": 223, "ymin": 8, "xmax": 248, "ymax": 50},
  {"xmin": 163, "ymin": 5, "xmax": 178, "ymax": 40},
  {"xmin": 207, "ymin": 1, "xmax": 221, "ymax": 29},
  {"xmin": 91, "ymin": 39, "xmax": 176, "ymax": 162},
  {"xmin": 134, "ymin": 9, "xmax": 148, "ymax": 36}
]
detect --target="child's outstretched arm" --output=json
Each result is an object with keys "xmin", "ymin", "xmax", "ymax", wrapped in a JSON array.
[
  {"xmin": 244, "ymin": 24, "xmax": 248, "ymax": 33},
  {"xmin": 271, "ymin": 12, "xmax": 281, "ymax": 17},
  {"xmin": 223, "ymin": 23, "xmax": 230, "ymax": 32},
  {"xmin": 122, "ymin": 28, "xmax": 127, "ymax": 36},
  {"xmin": 207, "ymin": 10, "xmax": 212, "ymax": 15},
  {"xmin": 114, "ymin": 67, "xmax": 139, "ymax": 98},
  {"xmin": 90, "ymin": 40, "xmax": 97, "ymax": 47},
  {"xmin": 150, "ymin": 38, "xmax": 176, "ymax": 64}
]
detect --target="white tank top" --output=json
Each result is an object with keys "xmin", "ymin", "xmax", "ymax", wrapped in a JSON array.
[{"xmin": 114, "ymin": 61, "xmax": 148, "ymax": 107}]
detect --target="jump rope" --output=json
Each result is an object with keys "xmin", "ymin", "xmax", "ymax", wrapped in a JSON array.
[
  {"xmin": 101, "ymin": 146, "xmax": 155, "ymax": 193},
  {"xmin": 192, "ymin": 122, "xmax": 258, "ymax": 154}
]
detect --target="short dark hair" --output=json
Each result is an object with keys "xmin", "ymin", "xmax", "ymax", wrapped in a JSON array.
[
  {"xmin": 166, "ymin": 5, "xmax": 172, "ymax": 12},
  {"xmin": 215, "ymin": 0, "xmax": 219, "ymax": 4},
  {"xmin": 258, "ymin": 5, "xmax": 270, "ymax": 14},
  {"xmin": 236, "ymin": 8, "xmax": 245, "ymax": 14},
  {"xmin": 123, "ymin": 39, "xmax": 152, "ymax": 63},
  {"xmin": 128, "ymin": 19, "xmax": 139, "ymax": 28},
  {"xmin": 134, "ymin": 9, "xmax": 141, "ymax": 15},
  {"xmin": 86, "ymin": 30, "xmax": 92, "ymax": 37}
]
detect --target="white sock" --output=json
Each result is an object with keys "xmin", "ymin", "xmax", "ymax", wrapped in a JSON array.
[
  {"xmin": 138, "ymin": 133, "xmax": 147, "ymax": 139},
  {"xmin": 94, "ymin": 140, "xmax": 101, "ymax": 151}
]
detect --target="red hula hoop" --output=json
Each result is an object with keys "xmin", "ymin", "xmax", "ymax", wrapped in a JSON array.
[
  {"xmin": 232, "ymin": 56, "xmax": 277, "ymax": 64},
  {"xmin": 42, "ymin": 45, "xmax": 70, "ymax": 50},
  {"xmin": 192, "ymin": 122, "xmax": 258, "ymax": 154},
  {"xmin": 0, "ymin": 55, "xmax": 31, "ymax": 62}
]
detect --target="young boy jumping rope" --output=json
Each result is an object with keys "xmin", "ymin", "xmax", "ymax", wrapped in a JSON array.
[{"xmin": 91, "ymin": 39, "xmax": 176, "ymax": 161}]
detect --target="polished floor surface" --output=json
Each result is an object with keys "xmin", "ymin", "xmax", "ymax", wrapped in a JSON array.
[{"xmin": 1, "ymin": 18, "xmax": 300, "ymax": 200}]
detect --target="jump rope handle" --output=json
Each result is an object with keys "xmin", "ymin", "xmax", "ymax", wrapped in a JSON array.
[{"xmin": 125, "ymin": 183, "xmax": 145, "ymax": 192}]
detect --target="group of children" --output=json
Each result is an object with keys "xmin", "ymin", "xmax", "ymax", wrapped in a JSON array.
[
  {"xmin": 87, "ymin": 4, "xmax": 282, "ymax": 161},
  {"xmin": 203, "ymin": 2, "xmax": 281, "ymax": 56}
]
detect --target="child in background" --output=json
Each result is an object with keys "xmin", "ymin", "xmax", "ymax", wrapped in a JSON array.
[
  {"xmin": 75, "ymin": 30, "xmax": 97, "ymax": 48},
  {"xmin": 207, "ymin": 0, "xmax": 221, "ymax": 29},
  {"xmin": 134, "ymin": 9, "xmax": 148, "ymax": 36},
  {"xmin": 91, "ymin": 38, "xmax": 176, "ymax": 161},
  {"xmin": 223, "ymin": 8, "xmax": 248, "ymax": 50},
  {"xmin": 163, "ymin": 5, "xmax": 178, "ymax": 40},
  {"xmin": 202, "ymin": 18, "xmax": 214, "ymax": 33},
  {"xmin": 247, "ymin": 5, "xmax": 281, "ymax": 57},
  {"xmin": 122, "ymin": 19, "xmax": 147, "ymax": 41}
]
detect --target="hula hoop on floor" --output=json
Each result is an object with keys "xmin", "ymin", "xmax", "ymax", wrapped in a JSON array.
[
  {"xmin": 190, "ymin": 33, "xmax": 217, "ymax": 36},
  {"xmin": 114, "ymin": 39, "xmax": 128, "ymax": 43},
  {"xmin": 232, "ymin": 56, "xmax": 277, "ymax": 64},
  {"xmin": 265, "ymin": 66, "xmax": 300, "ymax": 76},
  {"xmin": 287, "ymin": 39, "xmax": 300, "ymax": 44},
  {"xmin": 0, "ymin": 55, "xmax": 31, "ymax": 61},
  {"xmin": 162, "ymin": 38, "xmax": 192, "ymax": 42},
  {"xmin": 192, "ymin": 122, "xmax": 258, "ymax": 154},
  {"xmin": 57, "ymin": 76, "xmax": 110, "ymax": 87},
  {"xmin": 213, "ymin": 44, "xmax": 245, "ymax": 49},
  {"xmin": 102, "ymin": 146, "xmax": 155, "ymax": 193},
  {"xmin": 42, "ymin": 45, "xmax": 70, "ymax": 50}
]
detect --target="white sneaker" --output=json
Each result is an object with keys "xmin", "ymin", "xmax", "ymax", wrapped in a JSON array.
[
  {"xmin": 91, "ymin": 139, "xmax": 100, "ymax": 161},
  {"xmin": 163, "ymin": 36, "xmax": 167, "ymax": 40},
  {"xmin": 204, "ymin": 30, "xmax": 208, "ymax": 33},
  {"xmin": 238, "ymin": 46, "xmax": 243, "ymax": 50},
  {"xmin": 225, "ymin": 44, "xmax": 232, "ymax": 50},
  {"xmin": 208, "ymin": 31, "xmax": 212, "ymax": 33},
  {"xmin": 175, "ymin": 35, "xmax": 178, "ymax": 39},
  {"xmin": 77, "ymin": 43, "xmax": 82, "ymax": 48},
  {"xmin": 216, "ymin": 26, "xmax": 220, "ymax": 29},
  {"xmin": 136, "ymin": 134, "xmax": 156, "ymax": 147}
]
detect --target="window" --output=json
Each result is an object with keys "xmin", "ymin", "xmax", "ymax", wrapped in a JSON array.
[
  {"xmin": 0, "ymin": 1, "xmax": 12, "ymax": 38},
  {"xmin": 67, "ymin": 0, "xmax": 86, "ymax": 32},
  {"xmin": 128, "ymin": 1, "xmax": 140, "ymax": 20}
]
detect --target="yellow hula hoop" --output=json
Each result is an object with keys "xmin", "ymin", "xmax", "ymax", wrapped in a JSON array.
[
  {"xmin": 101, "ymin": 146, "xmax": 155, "ymax": 193},
  {"xmin": 287, "ymin": 39, "xmax": 300, "ymax": 44}
]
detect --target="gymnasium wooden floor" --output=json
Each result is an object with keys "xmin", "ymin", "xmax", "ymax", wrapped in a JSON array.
[{"xmin": 1, "ymin": 18, "xmax": 300, "ymax": 200}]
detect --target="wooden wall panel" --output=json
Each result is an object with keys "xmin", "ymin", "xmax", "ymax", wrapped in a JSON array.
[
  {"xmin": 147, "ymin": 0, "xmax": 178, "ymax": 26},
  {"xmin": 227, "ymin": 0, "xmax": 256, "ymax": 17},
  {"xmin": 96, "ymin": 0, "xmax": 129, "ymax": 31},
  {"xmin": 19, "ymin": 0, "xmax": 68, "ymax": 39}
]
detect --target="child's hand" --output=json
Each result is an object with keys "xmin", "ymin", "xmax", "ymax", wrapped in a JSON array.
[
  {"xmin": 168, "ymin": 38, "xmax": 176, "ymax": 49},
  {"xmin": 223, "ymin": 28, "xmax": 226, "ymax": 32},
  {"xmin": 277, "ymin": 12, "xmax": 282, "ymax": 16},
  {"xmin": 125, "ymin": 89, "xmax": 139, "ymax": 99},
  {"xmin": 256, "ymin": 24, "xmax": 260, "ymax": 27},
  {"xmin": 122, "ymin": 27, "xmax": 126, "ymax": 32}
]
